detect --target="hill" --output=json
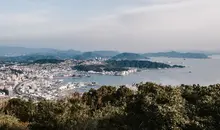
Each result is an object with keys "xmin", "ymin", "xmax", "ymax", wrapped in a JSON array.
[
  {"xmin": 107, "ymin": 60, "xmax": 184, "ymax": 69},
  {"xmin": 74, "ymin": 52, "xmax": 103, "ymax": 60},
  {"xmin": 143, "ymin": 51, "xmax": 209, "ymax": 59},
  {"xmin": 0, "ymin": 46, "xmax": 57, "ymax": 56},
  {"xmin": 0, "ymin": 46, "xmax": 82, "ymax": 60},
  {"xmin": 92, "ymin": 51, "xmax": 119, "ymax": 57},
  {"xmin": 111, "ymin": 53, "xmax": 148, "ymax": 60},
  {"xmin": 74, "ymin": 51, "xmax": 120, "ymax": 60},
  {"xmin": 74, "ymin": 60, "xmax": 184, "ymax": 72},
  {"xmin": 44, "ymin": 50, "xmax": 82, "ymax": 59},
  {"xmin": 0, "ymin": 46, "xmax": 118, "ymax": 59},
  {"xmin": 0, "ymin": 54, "xmax": 58, "ymax": 63}
]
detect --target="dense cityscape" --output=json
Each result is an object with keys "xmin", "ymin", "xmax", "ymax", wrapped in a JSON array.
[{"xmin": 0, "ymin": 58, "xmax": 152, "ymax": 100}]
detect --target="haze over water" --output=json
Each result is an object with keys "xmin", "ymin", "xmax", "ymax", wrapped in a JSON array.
[{"xmin": 63, "ymin": 56, "xmax": 220, "ymax": 87}]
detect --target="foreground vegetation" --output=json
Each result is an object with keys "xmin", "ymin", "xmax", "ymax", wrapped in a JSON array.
[{"xmin": 1, "ymin": 82, "xmax": 220, "ymax": 130}]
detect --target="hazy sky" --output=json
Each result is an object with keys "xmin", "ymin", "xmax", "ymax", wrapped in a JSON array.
[{"xmin": 0, "ymin": 0, "xmax": 220, "ymax": 52}]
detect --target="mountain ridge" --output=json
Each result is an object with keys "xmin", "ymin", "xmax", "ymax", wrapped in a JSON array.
[
  {"xmin": 111, "ymin": 52, "xmax": 148, "ymax": 60},
  {"xmin": 143, "ymin": 51, "xmax": 209, "ymax": 59}
]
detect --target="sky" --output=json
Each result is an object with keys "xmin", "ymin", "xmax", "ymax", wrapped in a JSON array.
[{"xmin": 0, "ymin": 0, "xmax": 220, "ymax": 52}]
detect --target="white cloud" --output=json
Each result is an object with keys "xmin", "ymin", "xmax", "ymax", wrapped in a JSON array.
[
  {"xmin": 1, "ymin": 0, "xmax": 220, "ymax": 52},
  {"xmin": 73, "ymin": 0, "xmax": 220, "ymax": 52}
]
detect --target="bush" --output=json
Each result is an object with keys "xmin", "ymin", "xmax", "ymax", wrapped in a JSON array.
[
  {"xmin": 0, "ymin": 114, "xmax": 28, "ymax": 130},
  {"xmin": 4, "ymin": 98, "xmax": 35, "ymax": 122},
  {"xmin": 2, "ymin": 82, "xmax": 220, "ymax": 130}
]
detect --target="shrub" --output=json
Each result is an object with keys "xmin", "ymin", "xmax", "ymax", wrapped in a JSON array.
[
  {"xmin": 0, "ymin": 114, "xmax": 28, "ymax": 130},
  {"xmin": 2, "ymin": 82, "xmax": 220, "ymax": 130}
]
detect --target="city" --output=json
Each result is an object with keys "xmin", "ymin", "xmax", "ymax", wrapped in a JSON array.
[{"xmin": 0, "ymin": 59, "xmax": 139, "ymax": 101}]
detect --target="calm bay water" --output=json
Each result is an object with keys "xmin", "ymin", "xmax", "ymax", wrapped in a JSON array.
[{"xmin": 63, "ymin": 56, "xmax": 220, "ymax": 86}]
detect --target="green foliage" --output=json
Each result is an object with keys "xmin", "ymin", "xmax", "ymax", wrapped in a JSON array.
[
  {"xmin": 73, "ymin": 64, "xmax": 129, "ymax": 72},
  {"xmin": 3, "ymin": 82, "xmax": 220, "ymax": 130},
  {"xmin": 107, "ymin": 60, "xmax": 184, "ymax": 69},
  {"xmin": 4, "ymin": 98, "xmax": 35, "ymax": 122},
  {"xmin": 0, "ymin": 114, "xmax": 28, "ymax": 130},
  {"xmin": 73, "ymin": 64, "xmax": 105, "ymax": 72},
  {"xmin": 82, "ymin": 86, "xmax": 117, "ymax": 109},
  {"xmin": 74, "ymin": 60, "xmax": 184, "ymax": 72},
  {"xmin": 127, "ymin": 83, "xmax": 186, "ymax": 129}
]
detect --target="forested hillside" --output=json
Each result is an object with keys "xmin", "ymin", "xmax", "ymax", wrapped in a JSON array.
[{"xmin": 1, "ymin": 82, "xmax": 220, "ymax": 129}]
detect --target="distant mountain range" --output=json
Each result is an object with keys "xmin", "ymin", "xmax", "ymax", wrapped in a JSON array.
[
  {"xmin": 143, "ymin": 51, "xmax": 209, "ymax": 59},
  {"xmin": 0, "ymin": 46, "xmax": 57, "ymax": 56},
  {"xmin": 92, "ymin": 51, "xmax": 120, "ymax": 57},
  {"xmin": 0, "ymin": 46, "xmax": 120, "ymax": 62},
  {"xmin": 192, "ymin": 51, "xmax": 220, "ymax": 56},
  {"xmin": 111, "ymin": 53, "xmax": 148, "ymax": 60},
  {"xmin": 0, "ymin": 46, "xmax": 211, "ymax": 63},
  {"xmin": 74, "ymin": 51, "xmax": 119, "ymax": 60}
]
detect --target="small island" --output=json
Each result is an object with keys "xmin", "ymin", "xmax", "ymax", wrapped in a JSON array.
[
  {"xmin": 73, "ymin": 60, "xmax": 184, "ymax": 76},
  {"xmin": 106, "ymin": 60, "xmax": 184, "ymax": 69},
  {"xmin": 73, "ymin": 64, "xmax": 129, "ymax": 72}
]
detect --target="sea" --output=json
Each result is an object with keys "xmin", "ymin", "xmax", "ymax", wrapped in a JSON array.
[{"xmin": 62, "ymin": 55, "xmax": 220, "ymax": 91}]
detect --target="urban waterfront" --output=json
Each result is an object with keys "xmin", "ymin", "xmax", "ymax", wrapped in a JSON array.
[
  {"xmin": 1, "ymin": 56, "xmax": 220, "ymax": 100},
  {"xmin": 63, "ymin": 56, "xmax": 220, "ymax": 89}
]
